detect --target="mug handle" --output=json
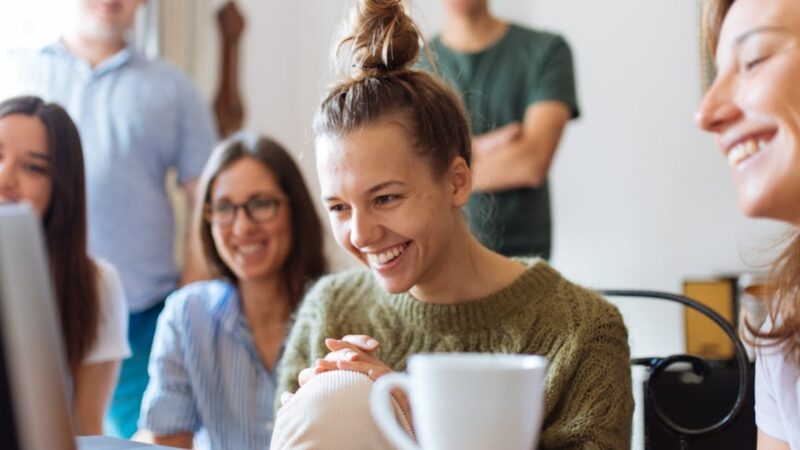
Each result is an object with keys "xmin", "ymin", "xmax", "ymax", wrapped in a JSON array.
[{"xmin": 370, "ymin": 373, "xmax": 419, "ymax": 450}]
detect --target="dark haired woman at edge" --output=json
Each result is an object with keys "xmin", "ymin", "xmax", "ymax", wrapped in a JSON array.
[{"xmin": 0, "ymin": 96, "xmax": 130, "ymax": 435}]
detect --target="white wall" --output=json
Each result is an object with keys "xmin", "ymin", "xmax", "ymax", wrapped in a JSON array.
[
  {"xmin": 521, "ymin": 0, "xmax": 784, "ymax": 357},
  {"xmin": 200, "ymin": 0, "xmax": 786, "ymax": 358}
]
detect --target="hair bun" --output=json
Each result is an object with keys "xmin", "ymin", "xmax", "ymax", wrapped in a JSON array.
[{"xmin": 338, "ymin": 0, "xmax": 421, "ymax": 76}]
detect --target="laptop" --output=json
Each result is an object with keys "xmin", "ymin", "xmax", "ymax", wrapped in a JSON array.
[{"xmin": 0, "ymin": 204, "xmax": 172, "ymax": 449}]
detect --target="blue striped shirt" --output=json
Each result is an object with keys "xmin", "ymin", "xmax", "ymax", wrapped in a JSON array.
[{"xmin": 140, "ymin": 280, "xmax": 278, "ymax": 449}]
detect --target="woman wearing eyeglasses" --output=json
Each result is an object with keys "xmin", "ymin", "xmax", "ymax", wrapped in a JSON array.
[{"xmin": 137, "ymin": 133, "xmax": 328, "ymax": 449}]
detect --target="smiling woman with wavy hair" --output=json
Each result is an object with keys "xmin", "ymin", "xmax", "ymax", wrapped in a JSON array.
[{"xmin": 697, "ymin": 0, "xmax": 800, "ymax": 448}]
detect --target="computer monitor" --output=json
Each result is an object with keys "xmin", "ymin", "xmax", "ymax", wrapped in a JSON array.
[{"xmin": 0, "ymin": 204, "xmax": 76, "ymax": 450}]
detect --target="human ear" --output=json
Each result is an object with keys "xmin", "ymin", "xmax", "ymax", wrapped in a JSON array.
[{"xmin": 447, "ymin": 156, "xmax": 472, "ymax": 208}]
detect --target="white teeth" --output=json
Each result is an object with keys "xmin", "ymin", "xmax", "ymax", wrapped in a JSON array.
[
  {"xmin": 727, "ymin": 139, "xmax": 765, "ymax": 167},
  {"xmin": 366, "ymin": 243, "xmax": 407, "ymax": 267},
  {"xmin": 238, "ymin": 243, "xmax": 265, "ymax": 255}
]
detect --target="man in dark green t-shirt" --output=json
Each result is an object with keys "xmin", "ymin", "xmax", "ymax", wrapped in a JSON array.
[{"xmin": 419, "ymin": 0, "xmax": 580, "ymax": 259}]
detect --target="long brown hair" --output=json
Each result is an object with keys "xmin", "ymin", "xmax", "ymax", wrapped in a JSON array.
[
  {"xmin": 195, "ymin": 133, "xmax": 327, "ymax": 310},
  {"xmin": 0, "ymin": 96, "xmax": 99, "ymax": 374},
  {"xmin": 314, "ymin": 0, "xmax": 473, "ymax": 179},
  {"xmin": 702, "ymin": 0, "xmax": 800, "ymax": 364}
]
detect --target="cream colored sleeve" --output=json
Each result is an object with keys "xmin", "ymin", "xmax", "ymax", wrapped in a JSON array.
[{"xmin": 270, "ymin": 370, "xmax": 413, "ymax": 450}]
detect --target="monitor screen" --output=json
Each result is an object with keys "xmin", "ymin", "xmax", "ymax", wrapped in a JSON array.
[{"xmin": 0, "ymin": 204, "xmax": 76, "ymax": 450}]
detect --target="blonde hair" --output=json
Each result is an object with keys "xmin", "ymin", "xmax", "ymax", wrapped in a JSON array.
[
  {"xmin": 702, "ymin": 0, "xmax": 800, "ymax": 364},
  {"xmin": 314, "ymin": 0, "xmax": 472, "ymax": 178},
  {"xmin": 701, "ymin": 0, "xmax": 735, "ymax": 62}
]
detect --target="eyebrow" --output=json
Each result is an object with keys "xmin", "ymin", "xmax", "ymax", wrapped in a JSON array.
[
  {"xmin": 26, "ymin": 151, "xmax": 50, "ymax": 162},
  {"xmin": 321, "ymin": 180, "xmax": 406, "ymax": 202},
  {"xmin": 366, "ymin": 180, "xmax": 405, "ymax": 195},
  {"xmin": 735, "ymin": 26, "xmax": 791, "ymax": 45}
]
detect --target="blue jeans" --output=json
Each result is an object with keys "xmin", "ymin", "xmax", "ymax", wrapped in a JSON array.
[{"xmin": 104, "ymin": 298, "xmax": 166, "ymax": 438}]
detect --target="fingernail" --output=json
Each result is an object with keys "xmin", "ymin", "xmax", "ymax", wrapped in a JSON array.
[{"xmin": 366, "ymin": 338, "xmax": 378, "ymax": 347}]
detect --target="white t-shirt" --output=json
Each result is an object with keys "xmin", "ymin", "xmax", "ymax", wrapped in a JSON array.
[
  {"xmin": 755, "ymin": 332, "xmax": 800, "ymax": 449},
  {"xmin": 83, "ymin": 259, "xmax": 132, "ymax": 364}
]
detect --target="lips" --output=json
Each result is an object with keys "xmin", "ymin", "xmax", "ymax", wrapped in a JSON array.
[
  {"xmin": 727, "ymin": 138, "xmax": 764, "ymax": 167},
  {"xmin": 237, "ymin": 242, "xmax": 266, "ymax": 255},
  {"xmin": 723, "ymin": 131, "xmax": 776, "ymax": 168}
]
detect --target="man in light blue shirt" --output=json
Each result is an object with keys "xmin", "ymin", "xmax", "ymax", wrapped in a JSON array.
[{"xmin": 5, "ymin": 0, "xmax": 218, "ymax": 437}]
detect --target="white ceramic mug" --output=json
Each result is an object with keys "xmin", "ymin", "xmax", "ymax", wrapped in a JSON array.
[{"xmin": 370, "ymin": 353, "xmax": 548, "ymax": 450}]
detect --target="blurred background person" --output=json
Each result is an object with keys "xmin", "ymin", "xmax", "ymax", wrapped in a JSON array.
[
  {"xmin": 138, "ymin": 134, "xmax": 327, "ymax": 449},
  {"xmin": 420, "ymin": 0, "xmax": 579, "ymax": 260},
  {"xmin": 4, "ymin": 0, "xmax": 218, "ymax": 437}
]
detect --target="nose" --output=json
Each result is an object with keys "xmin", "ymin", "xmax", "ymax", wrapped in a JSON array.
[
  {"xmin": 231, "ymin": 206, "xmax": 258, "ymax": 235},
  {"xmin": 0, "ymin": 159, "xmax": 19, "ymax": 194},
  {"xmin": 695, "ymin": 73, "xmax": 742, "ymax": 133},
  {"xmin": 349, "ymin": 209, "xmax": 379, "ymax": 249}
]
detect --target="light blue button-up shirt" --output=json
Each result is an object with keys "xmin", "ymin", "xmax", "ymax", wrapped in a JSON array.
[
  {"xmin": 5, "ymin": 43, "xmax": 217, "ymax": 311},
  {"xmin": 140, "ymin": 280, "xmax": 278, "ymax": 449}
]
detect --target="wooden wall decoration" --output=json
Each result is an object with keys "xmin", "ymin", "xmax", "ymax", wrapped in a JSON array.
[{"xmin": 214, "ymin": 1, "xmax": 246, "ymax": 138}]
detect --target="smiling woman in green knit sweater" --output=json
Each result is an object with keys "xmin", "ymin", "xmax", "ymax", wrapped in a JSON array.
[{"xmin": 271, "ymin": 0, "xmax": 633, "ymax": 448}]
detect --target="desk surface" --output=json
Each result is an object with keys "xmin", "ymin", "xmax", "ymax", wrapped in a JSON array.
[{"xmin": 77, "ymin": 436, "xmax": 176, "ymax": 450}]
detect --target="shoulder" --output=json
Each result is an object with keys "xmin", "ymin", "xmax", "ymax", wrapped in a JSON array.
[
  {"xmin": 94, "ymin": 257, "xmax": 122, "ymax": 290},
  {"xmin": 85, "ymin": 258, "xmax": 131, "ymax": 363},
  {"xmin": 754, "ymin": 338, "xmax": 800, "ymax": 443},
  {"xmin": 755, "ymin": 321, "xmax": 798, "ymax": 382},
  {"xmin": 4, "ymin": 47, "xmax": 39, "ymax": 67},
  {"xmin": 6, "ymin": 45, "xmax": 60, "ymax": 65},
  {"xmin": 162, "ymin": 279, "xmax": 235, "ymax": 322},
  {"xmin": 125, "ymin": 52, "xmax": 202, "ymax": 95},
  {"xmin": 2, "ymin": 47, "xmax": 55, "ymax": 89},
  {"xmin": 516, "ymin": 258, "xmax": 626, "ymax": 330},
  {"xmin": 294, "ymin": 269, "xmax": 383, "ymax": 321},
  {"xmin": 93, "ymin": 258, "xmax": 127, "ymax": 321},
  {"xmin": 128, "ymin": 52, "xmax": 186, "ymax": 79},
  {"xmin": 506, "ymin": 24, "xmax": 572, "ymax": 60},
  {"xmin": 508, "ymin": 24, "xmax": 568, "ymax": 47},
  {"xmin": 304, "ymin": 268, "xmax": 379, "ymax": 303}
]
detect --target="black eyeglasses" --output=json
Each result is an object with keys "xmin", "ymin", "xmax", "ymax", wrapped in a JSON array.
[{"xmin": 204, "ymin": 195, "xmax": 285, "ymax": 226}]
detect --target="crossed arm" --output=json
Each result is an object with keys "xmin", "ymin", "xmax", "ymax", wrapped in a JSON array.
[{"xmin": 471, "ymin": 101, "xmax": 572, "ymax": 192}]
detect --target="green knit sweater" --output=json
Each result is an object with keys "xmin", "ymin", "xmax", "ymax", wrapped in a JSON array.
[{"xmin": 277, "ymin": 259, "xmax": 633, "ymax": 449}]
